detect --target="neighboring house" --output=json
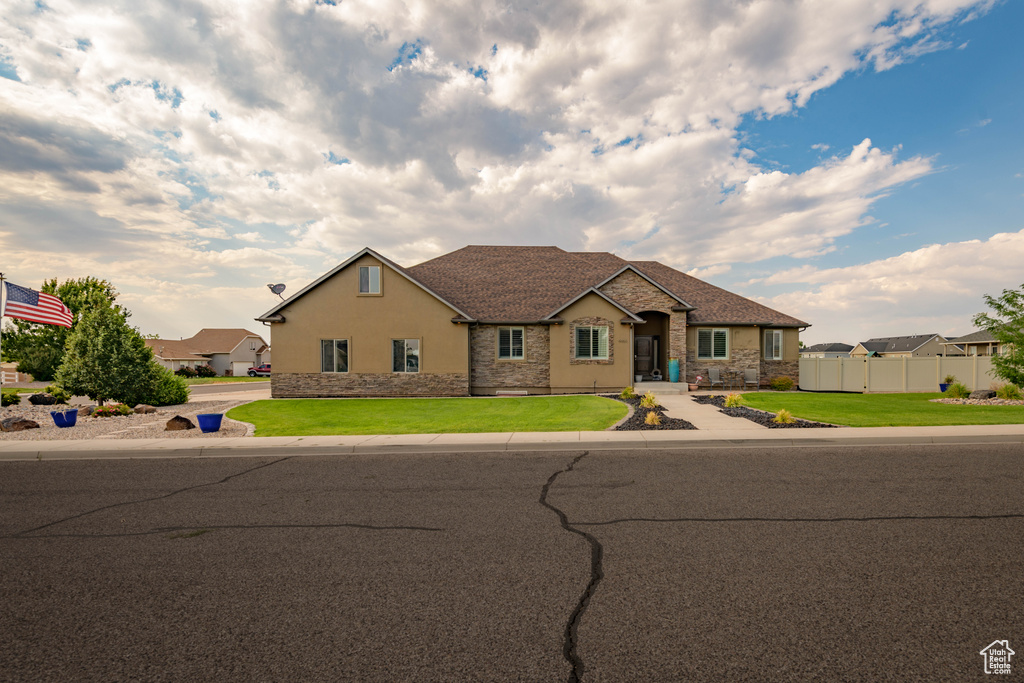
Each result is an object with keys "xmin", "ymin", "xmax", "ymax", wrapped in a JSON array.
[
  {"xmin": 849, "ymin": 334, "xmax": 948, "ymax": 358},
  {"xmin": 256, "ymin": 246, "xmax": 809, "ymax": 397},
  {"xmin": 146, "ymin": 329, "xmax": 269, "ymax": 376},
  {"xmin": 800, "ymin": 342, "xmax": 854, "ymax": 358},
  {"xmin": 941, "ymin": 329, "xmax": 1004, "ymax": 356}
]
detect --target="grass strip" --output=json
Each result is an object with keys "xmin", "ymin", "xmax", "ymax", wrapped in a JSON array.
[
  {"xmin": 227, "ymin": 395, "xmax": 628, "ymax": 436},
  {"xmin": 740, "ymin": 392, "xmax": 1024, "ymax": 427}
]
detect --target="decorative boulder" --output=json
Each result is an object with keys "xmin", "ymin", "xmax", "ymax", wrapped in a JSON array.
[
  {"xmin": 28, "ymin": 393, "xmax": 58, "ymax": 406},
  {"xmin": 79, "ymin": 406, "xmax": 95, "ymax": 417},
  {"xmin": 969, "ymin": 390, "xmax": 997, "ymax": 400},
  {"xmin": 1, "ymin": 417, "xmax": 41, "ymax": 432},
  {"xmin": 165, "ymin": 415, "xmax": 196, "ymax": 431},
  {"xmin": 134, "ymin": 404, "xmax": 157, "ymax": 414}
]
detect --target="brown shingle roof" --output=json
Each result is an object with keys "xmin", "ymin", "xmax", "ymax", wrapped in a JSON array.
[
  {"xmin": 145, "ymin": 339, "xmax": 210, "ymax": 361},
  {"xmin": 404, "ymin": 246, "xmax": 808, "ymax": 326},
  {"xmin": 183, "ymin": 329, "xmax": 265, "ymax": 354}
]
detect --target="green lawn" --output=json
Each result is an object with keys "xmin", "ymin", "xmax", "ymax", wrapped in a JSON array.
[
  {"xmin": 184, "ymin": 376, "xmax": 269, "ymax": 385},
  {"xmin": 227, "ymin": 395, "xmax": 629, "ymax": 436},
  {"xmin": 740, "ymin": 392, "xmax": 1024, "ymax": 427}
]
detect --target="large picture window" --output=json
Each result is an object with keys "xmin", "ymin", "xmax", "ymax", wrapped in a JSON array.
[
  {"xmin": 358, "ymin": 265, "xmax": 381, "ymax": 294},
  {"xmin": 321, "ymin": 339, "xmax": 349, "ymax": 373},
  {"xmin": 392, "ymin": 339, "xmax": 420, "ymax": 373},
  {"xmin": 764, "ymin": 329, "xmax": 783, "ymax": 360},
  {"xmin": 697, "ymin": 328, "xmax": 729, "ymax": 360},
  {"xmin": 498, "ymin": 327, "xmax": 525, "ymax": 359},
  {"xmin": 575, "ymin": 326, "xmax": 609, "ymax": 359}
]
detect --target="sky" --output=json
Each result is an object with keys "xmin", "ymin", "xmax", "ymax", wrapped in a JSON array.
[{"xmin": 1, "ymin": 0, "xmax": 1022, "ymax": 346}]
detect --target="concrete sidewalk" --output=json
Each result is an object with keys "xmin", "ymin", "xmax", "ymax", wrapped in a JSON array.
[{"xmin": 2, "ymin": 424, "xmax": 1023, "ymax": 461}]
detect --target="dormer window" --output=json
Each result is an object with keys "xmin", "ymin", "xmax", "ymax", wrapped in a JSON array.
[{"xmin": 359, "ymin": 265, "xmax": 381, "ymax": 294}]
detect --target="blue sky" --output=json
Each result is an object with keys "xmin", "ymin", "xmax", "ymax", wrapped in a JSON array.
[{"xmin": 0, "ymin": 0, "xmax": 1021, "ymax": 346}]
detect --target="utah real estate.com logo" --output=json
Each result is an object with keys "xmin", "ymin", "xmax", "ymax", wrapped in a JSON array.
[{"xmin": 980, "ymin": 640, "xmax": 1014, "ymax": 675}]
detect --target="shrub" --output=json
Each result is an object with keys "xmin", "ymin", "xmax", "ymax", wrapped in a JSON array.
[
  {"xmin": 769, "ymin": 376, "xmax": 795, "ymax": 391},
  {"xmin": 724, "ymin": 393, "xmax": 744, "ymax": 408},
  {"xmin": 943, "ymin": 374, "xmax": 958, "ymax": 385},
  {"xmin": 644, "ymin": 410, "xmax": 662, "ymax": 426},
  {"xmin": 174, "ymin": 366, "xmax": 198, "ymax": 378},
  {"xmin": 773, "ymin": 408, "xmax": 796, "ymax": 424},
  {"xmin": 619, "ymin": 386, "xmax": 638, "ymax": 399},
  {"xmin": 151, "ymin": 366, "xmax": 190, "ymax": 406},
  {"xmin": 639, "ymin": 391, "xmax": 658, "ymax": 409},
  {"xmin": 1, "ymin": 390, "xmax": 21, "ymax": 406},
  {"xmin": 195, "ymin": 365, "xmax": 217, "ymax": 378},
  {"xmin": 944, "ymin": 382, "xmax": 971, "ymax": 399},
  {"xmin": 44, "ymin": 385, "xmax": 71, "ymax": 404},
  {"xmin": 995, "ymin": 383, "xmax": 1023, "ymax": 400},
  {"xmin": 92, "ymin": 404, "xmax": 133, "ymax": 417}
]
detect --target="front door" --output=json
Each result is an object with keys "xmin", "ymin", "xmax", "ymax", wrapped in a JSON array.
[{"xmin": 635, "ymin": 336, "xmax": 654, "ymax": 377}]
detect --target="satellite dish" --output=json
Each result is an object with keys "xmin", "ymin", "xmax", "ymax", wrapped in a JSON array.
[{"xmin": 267, "ymin": 283, "xmax": 286, "ymax": 300}]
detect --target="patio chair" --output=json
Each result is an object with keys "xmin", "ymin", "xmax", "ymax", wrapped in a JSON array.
[
  {"xmin": 743, "ymin": 368, "xmax": 758, "ymax": 389},
  {"xmin": 708, "ymin": 368, "xmax": 724, "ymax": 389}
]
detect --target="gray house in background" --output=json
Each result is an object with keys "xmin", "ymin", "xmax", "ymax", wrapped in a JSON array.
[
  {"xmin": 942, "ymin": 330, "xmax": 1003, "ymax": 356},
  {"xmin": 800, "ymin": 342, "xmax": 853, "ymax": 358},
  {"xmin": 850, "ymin": 334, "xmax": 948, "ymax": 358}
]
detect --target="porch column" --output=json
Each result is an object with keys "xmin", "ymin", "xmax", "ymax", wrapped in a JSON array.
[{"xmin": 669, "ymin": 311, "xmax": 687, "ymax": 381}]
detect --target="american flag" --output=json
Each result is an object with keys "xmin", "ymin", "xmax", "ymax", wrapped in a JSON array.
[{"xmin": 3, "ymin": 282, "xmax": 73, "ymax": 327}]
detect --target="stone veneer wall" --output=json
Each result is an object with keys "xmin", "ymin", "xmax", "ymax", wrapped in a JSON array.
[
  {"xmin": 470, "ymin": 325, "xmax": 550, "ymax": 391},
  {"xmin": 272, "ymin": 372, "xmax": 469, "ymax": 397},
  {"xmin": 568, "ymin": 317, "xmax": 615, "ymax": 365},
  {"xmin": 760, "ymin": 359, "xmax": 800, "ymax": 388},
  {"xmin": 685, "ymin": 348, "xmax": 761, "ymax": 386}
]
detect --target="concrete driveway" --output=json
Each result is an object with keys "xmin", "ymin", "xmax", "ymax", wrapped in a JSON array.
[{"xmin": 1, "ymin": 444, "xmax": 1021, "ymax": 681}]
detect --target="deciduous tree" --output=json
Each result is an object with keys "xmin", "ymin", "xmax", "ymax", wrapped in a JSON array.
[{"xmin": 973, "ymin": 283, "xmax": 1024, "ymax": 386}]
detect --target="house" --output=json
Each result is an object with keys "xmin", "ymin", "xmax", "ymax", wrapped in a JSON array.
[
  {"xmin": 849, "ymin": 334, "xmax": 948, "ymax": 358},
  {"xmin": 941, "ymin": 329, "xmax": 1004, "ymax": 356},
  {"xmin": 256, "ymin": 246, "xmax": 808, "ymax": 397},
  {"xmin": 800, "ymin": 342, "xmax": 854, "ymax": 358},
  {"xmin": 145, "ymin": 329, "xmax": 269, "ymax": 376}
]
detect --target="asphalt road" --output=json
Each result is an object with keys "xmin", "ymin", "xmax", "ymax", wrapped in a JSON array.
[
  {"xmin": 189, "ymin": 381, "xmax": 270, "ymax": 395},
  {"xmin": 1, "ymin": 444, "xmax": 1021, "ymax": 682}
]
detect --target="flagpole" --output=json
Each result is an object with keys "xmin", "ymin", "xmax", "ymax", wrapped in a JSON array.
[{"xmin": 0, "ymin": 272, "xmax": 5, "ymax": 389}]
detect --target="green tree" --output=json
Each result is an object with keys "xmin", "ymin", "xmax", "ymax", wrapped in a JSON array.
[
  {"xmin": 54, "ymin": 306, "xmax": 188, "ymax": 407},
  {"xmin": 973, "ymin": 283, "xmax": 1024, "ymax": 386},
  {"xmin": 2, "ymin": 277, "xmax": 120, "ymax": 381}
]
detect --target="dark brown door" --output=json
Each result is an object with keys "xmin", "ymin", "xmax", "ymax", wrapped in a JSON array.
[{"xmin": 635, "ymin": 336, "xmax": 653, "ymax": 376}]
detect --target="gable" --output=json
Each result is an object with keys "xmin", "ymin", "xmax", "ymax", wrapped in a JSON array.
[{"xmin": 597, "ymin": 268, "xmax": 683, "ymax": 314}]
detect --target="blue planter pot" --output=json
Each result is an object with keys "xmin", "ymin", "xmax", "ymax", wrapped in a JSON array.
[
  {"xmin": 668, "ymin": 358, "xmax": 680, "ymax": 383},
  {"xmin": 50, "ymin": 409, "xmax": 78, "ymax": 428},
  {"xmin": 939, "ymin": 383, "xmax": 950, "ymax": 393},
  {"xmin": 197, "ymin": 413, "xmax": 223, "ymax": 433}
]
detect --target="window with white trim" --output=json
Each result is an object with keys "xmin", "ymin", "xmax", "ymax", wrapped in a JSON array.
[
  {"xmin": 575, "ymin": 326, "xmax": 609, "ymax": 359},
  {"xmin": 392, "ymin": 339, "xmax": 420, "ymax": 373},
  {"xmin": 764, "ymin": 329, "xmax": 783, "ymax": 360},
  {"xmin": 321, "ymin": 339, "xmax": 349, "ymax": 373},
  {"xmin": 358, "ymin": 265, "xmax": 381, "ymax": 294},
  {"xmin": 498, "ymin": 327, "xmax": 525, "ymax": 360},
  {"xmin": 697, "ymin": 328, "xmax": 729, "ymax": 360}
]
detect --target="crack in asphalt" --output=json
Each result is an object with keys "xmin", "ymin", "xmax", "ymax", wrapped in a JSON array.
[
  {"xmin": 575, "ymin": 513, "xmax": 1024, "ymax": 526},
  {"xmin": 540, "ymin": 451, "xmax": 603, "ymax": 683},
  {"xmin": 7, "ymin": 456, "xmax": 293, "ymax": 538},
  {"xmin": 13, "ymin": 522, "xmax": 445, "ymax": 539}
]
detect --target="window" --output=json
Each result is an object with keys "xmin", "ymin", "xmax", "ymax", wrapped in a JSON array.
[
  {"xmin": 498, "ymin": 327, "xmax": 525, "ymax": 360},
  {"xmin": 392, "ymin": 339, "xmax": 420, "ymax": 373},
  {"xmin": 359, "ymin": 265, "xmax": 381, "ymax": 294},
  {"xmin": 321, "ymin": 339, "xmax": 349, "ymax": 373},
  {"xmin": 764, "ymin": 329, "xmax": 782, "ymax": 360},
  {"xmin": 575, "ymin": 326, "xmax": 609, "ymax": 359},
  {"xmin": 697, "ymin": 329, "xmax": 729, "ymax": 360}
]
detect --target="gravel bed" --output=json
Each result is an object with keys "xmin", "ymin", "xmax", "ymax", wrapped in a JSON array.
[
  {"xmin": 691, "ymin": 394, "xmax": 839, "ymax": 429},
  {"xmin": 602, "ymin": 395, "xmax": 698, "ymax": 431},
  {"xmin": 0, "ymin": 401, "xmax": 251, "ymax": 440},
  {"xmin": 931, "ymin": 397, "xmax": 1024, "ymax": 406}
]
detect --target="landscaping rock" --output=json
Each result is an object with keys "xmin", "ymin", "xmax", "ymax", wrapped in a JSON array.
[
  {"xmin": 134, "ymin": 404, "xmax": 157, "ymax": 414},
  {"xmin": 1, "ymin": 417, "xmax": 41, "ymax": 432},
  {"xmin": 969, "ymin": 390, "xmax": 997, "ymax": 400},
  {"xmin": 28, "ymin": 393, "xmax": 58, "ymax": 406},
  {"xmin": 692, "ymin": 395, "xmax": 839, "ymax": 429},
  {"xmin": 79, "ymin": 406, "xmax": 95, "ymax": 417},
  {"xmin": 165, "ymin": 415, "xmax": 196, "ymax": 431}
]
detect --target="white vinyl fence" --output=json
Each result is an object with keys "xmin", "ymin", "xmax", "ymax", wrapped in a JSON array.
[{"xmin": 799, "ymin": 356, "xmax": 997, "ymax": 393}]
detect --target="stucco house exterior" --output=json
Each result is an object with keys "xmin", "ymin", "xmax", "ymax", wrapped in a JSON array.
[
  {"xmin": 941, "ymin": 329, "xmax": 1004, "ymax": 356},
  {"xmin": 257, "ymin": 246, "xmax": 807, "ymax": 397},
  {"xmin": 146, "ymin": 329, "xmax": 269, "ymax": 376},
  {"xmin": 850, "ymin": 334, "xmax": 948, "ymax": 358},
  {"xmin": 800, "ymin": 342, "xmax": 854, "ymax": 358}
]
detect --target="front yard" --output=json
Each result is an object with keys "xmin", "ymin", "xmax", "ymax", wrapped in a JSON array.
[
  {"xmin": 227, "ymin": 395, "xmax": 628, "ymax": 436},
  {"xmin": 740, "ymin": 392, "xmax": 1024, "ymax": 427}
]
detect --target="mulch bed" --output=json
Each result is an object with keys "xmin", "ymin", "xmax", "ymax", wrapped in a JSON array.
[
  {"xmin": 691, "ymin": 394, "xmax": 839, "ymax": 429},
  {"xmin": 601, "ymin": 395, "xmax": 698, "ymax": 431}
]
